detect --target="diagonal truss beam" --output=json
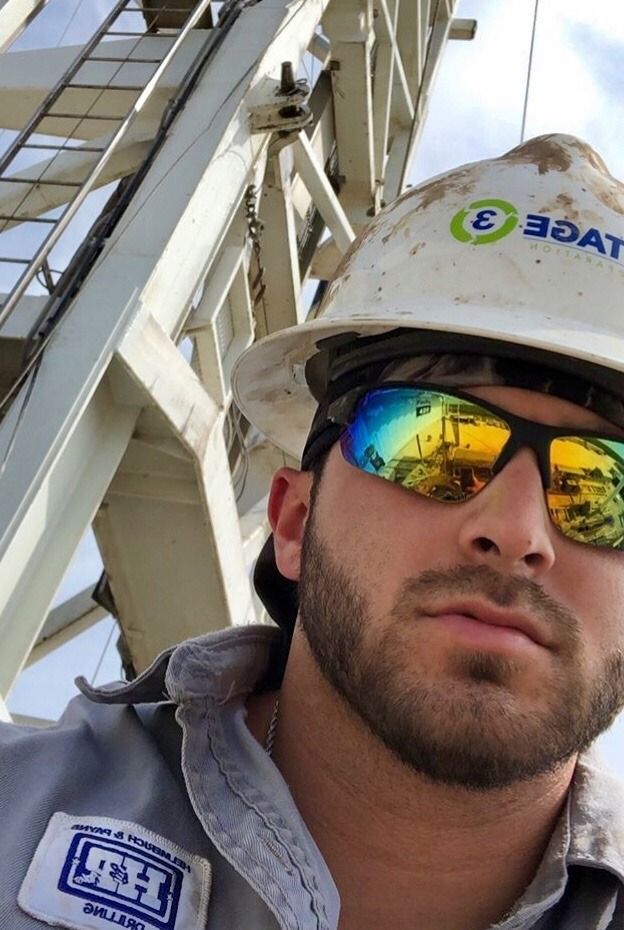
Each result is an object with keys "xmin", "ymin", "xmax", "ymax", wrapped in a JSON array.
[
  {"xmin": 0, "ymin": 0, "xmax": 331, "ymax": 697},
  {"xmin": 0, "ymin": 0, "xmax": 49, "ymax": 54}
]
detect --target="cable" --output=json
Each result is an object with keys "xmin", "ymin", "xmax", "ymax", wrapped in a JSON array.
[
  {"xmin": 232, "ymin": 405, "xmax": 249, "ymax": 501},
  {"xmin": 520, "ymin": 0, "xmax": 539, "ymax": 143},
  {"xmin": 0, "ymin": 355, "xmax": 43, "ymax": 478},
  {"xmin": 55, "ymin": 0, "xmax": 90, "ymax": 48},
  {"xmin": 90, "ymin": 615, "xmax": 117, "ymax": 685}
]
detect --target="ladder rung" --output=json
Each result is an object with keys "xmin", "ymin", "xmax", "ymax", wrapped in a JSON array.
[
  {"xmin": 0, "ymin": 215, "xmax": 56, "ymax": 223},
  {"xmin": 0, "ymin": 257, "xmax": 31, "ymax": 264},
  {"xmin": 85, "ymin": 56, "xmax": 162, "ymax": 64},
  {"xmin": 117, "ymin": 6, "xmax": 200, "ymax": 12},
  {"xmin": 66, "ymin": 83, "xmax": 144, "ymax": 92},
  {"xmin": 0, "ymin": 178, "xmax": 81, "ymax": 187},
  {"xmin": 43, "ymin": 112, "xmax": 123, "ymax": 121},
  {"xmin": 104, "ymin": 30, "xmax": 163, "ymax": 37},
  {"xmin": 22, "ymin": 143, "xmax": 105, "ymax": 153}
]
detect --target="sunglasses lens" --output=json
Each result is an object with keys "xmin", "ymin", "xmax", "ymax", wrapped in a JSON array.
[
  {"xmin": 340, "ymin": 387, "xmax": 511, "ymax": 502},
  {"xmin": 548, "ymin": 437, "xmax": 624, "ymax": 549}
]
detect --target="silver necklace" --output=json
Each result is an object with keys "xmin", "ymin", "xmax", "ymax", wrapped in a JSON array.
[{"xmin": 265, "ymin": 697, "xmax": 280, "ymax": 757}]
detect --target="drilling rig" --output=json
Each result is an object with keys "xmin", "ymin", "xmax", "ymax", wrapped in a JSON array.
[{"xmin": 0, "ymin": 0, "xmax": 474, "ymax": 721}]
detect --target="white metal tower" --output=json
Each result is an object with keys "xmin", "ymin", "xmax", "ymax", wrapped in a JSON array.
[{"xmin": 0, "ymin": 0, "xmax": 474, "ymax": 721}]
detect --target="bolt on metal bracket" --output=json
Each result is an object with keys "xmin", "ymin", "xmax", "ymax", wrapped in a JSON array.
[{"xmin": 249, "ymin": 61, "xmax": 312, "ymax": 134}]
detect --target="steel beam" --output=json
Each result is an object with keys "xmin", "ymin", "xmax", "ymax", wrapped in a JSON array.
[
  {"xmin": 323, "ymin": 0, "xmax": 377, "ymax": 228},
  {"xmin": 98, "ymin": 315, "xmax": 254, "ymax": 671},
  {"xmin": 384, "ymin": 0, "xmax": 456, "ymax": 196},
  {"xmin": 255, "ymin": 146, "xmax": 303, "ymax": 336},
  {"xmin": 187, "ymin": 239, "xmax": 254, "ymax": 407},
  {"xmin": 396, "ymin": 0, "xmax": 429, "ymax": 100},
  {"xmin": 0, "ymin": 36, "xmax": 205, "ymax": 139},
  {"xmin": 449, "ymin": 18, "xmax": 477, "ymax": 40},
  {"xmin": 26, "ymin": 586, "xmax": 107, "ymax": 667},
  {"xmin": 0, "ymin": 0, "xmax": 331, "ymax": 695},
  {"xmin": 0, "ymin": 0, "xmax": 49, "ymax": 54},
  {"xmin": 292, "ymin": 132, "xmax": 355, "ymax": 254},
  {"xmin": 0, "ymin": 374, "xmax": 139, "ymax": 697},
  {"xmin": 0, "ymin": 128, "xmax": 152, "ymax": 228}
]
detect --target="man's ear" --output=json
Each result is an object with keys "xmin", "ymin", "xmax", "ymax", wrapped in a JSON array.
[{"xmin": 268, "ymin": 467, "xmax": 314, "ymax": 582}]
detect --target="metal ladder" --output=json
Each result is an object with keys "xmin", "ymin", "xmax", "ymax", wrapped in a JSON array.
[{"xmin": 0, "ymin": 0, "xmax": 215, "ymax": 332}]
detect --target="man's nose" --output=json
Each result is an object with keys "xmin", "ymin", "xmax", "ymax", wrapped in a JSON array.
[{"xmin": 457, "ymin": 448, "xmax": 557, "ymax": 578}]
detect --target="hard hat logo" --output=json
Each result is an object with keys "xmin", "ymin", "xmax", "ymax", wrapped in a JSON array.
[
  {"xmin": 233, "ymin": 134, "xmax": 624, "ymax": 462},
  {"xmin": 450, "ymin": 198, "xmax": 519, "ymax": 245}
]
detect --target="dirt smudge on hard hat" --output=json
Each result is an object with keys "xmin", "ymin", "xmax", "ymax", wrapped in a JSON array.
[
  {"xmin": 504, "ymin": 135, "xmax": 573, "ymax": 174},
  {"xmin": 410, "ymin": 242, "xmax": 425, "ymax": 255},
  {"xmin": 374, "ymin": 170, "xmax": 477, "ymax": 244},
  {"xmin": 564, "ymin": 139, "xmax": 624, "ymax": 215},
  {"xmin": 413, "ymin": 166, "xmax": 475, "ymax": 210},
  {"xmin": 555, "ymin": 193, "xmax": 579, "ymax": 220},
  {"xmin": 589, "ymin": 178, "xmax": 624, "ymax": 216},
  {"xmin": 567, "ymin": 138, "xmax": 610, "ymax": 175},
  {"xmin": 329, "ymin": 235, "xmax": 362, "ymax": 282},
  {"xmin": 381, "ymin": 166, "xmax": 476, "ymax": 221},
  {"xmin": 535, "ymin": 192, "xmax": 580, "ymax": 221}
]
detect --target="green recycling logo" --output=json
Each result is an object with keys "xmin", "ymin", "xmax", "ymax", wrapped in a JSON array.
[{"xmin": 450, "ymin": 198, "xmax": 519, "ymax": 244}]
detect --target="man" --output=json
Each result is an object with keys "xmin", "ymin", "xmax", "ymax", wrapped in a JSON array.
[{"xmin": 2, "ymin": 133, "xmax": 624, "ymax": 930}]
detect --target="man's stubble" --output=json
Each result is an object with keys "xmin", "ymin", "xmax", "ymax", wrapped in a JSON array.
[{"xmin": 297, "ymin": 480, "xmax": 624, "ymax": 790}]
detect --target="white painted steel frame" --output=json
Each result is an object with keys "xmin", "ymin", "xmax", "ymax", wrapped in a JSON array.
[
  {"xmin": 0, "ymin": 0, "xmax": 461, "ymax": 709},
  {"xmin": 0, "ymin": 0, "xmax": 333, "ymax": 698},
  {"xmin": 0, "ymin": 0, "xmax": 49, "ymax": 54}
]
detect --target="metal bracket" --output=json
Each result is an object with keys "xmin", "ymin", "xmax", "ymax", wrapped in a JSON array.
[{"xmin": 249, "ymin": 61, "xmax": 312, "ymax": 134}]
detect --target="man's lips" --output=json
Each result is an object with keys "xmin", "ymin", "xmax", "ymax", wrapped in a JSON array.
[{"xmin": 422, "ymin": 600, "xmax": 550, "ymax": 650}]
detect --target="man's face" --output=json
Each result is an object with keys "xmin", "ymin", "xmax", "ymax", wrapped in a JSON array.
[{"xmin": 292, "ymin": 385, "xmax": 624, "ymax": 790}]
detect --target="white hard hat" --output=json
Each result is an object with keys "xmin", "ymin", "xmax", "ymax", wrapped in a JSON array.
[{"xmin": 232, "ymin": 133, "xmax": 624, "ymax": 461}]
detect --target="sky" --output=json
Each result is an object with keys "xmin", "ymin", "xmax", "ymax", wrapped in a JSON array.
[{"xmin": 5, "ymin": 0, "xmax": 624, "ymax": 774}]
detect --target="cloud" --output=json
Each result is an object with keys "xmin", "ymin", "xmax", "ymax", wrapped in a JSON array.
[{"xmin": 411, "ymin": 0, "xmax": 624, "ymax": 183}]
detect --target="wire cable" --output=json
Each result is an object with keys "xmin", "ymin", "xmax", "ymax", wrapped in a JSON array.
[
  {"xmin": 520, "ymin": 0, "xmax": 539, "ymax": 143},
  {"xmin": 56, "ymin": 0, "xmax": 91, "ymax": 48},
  {"xmin": 90, "ymin": 615, "xmax": 117, "ymax": 685}
]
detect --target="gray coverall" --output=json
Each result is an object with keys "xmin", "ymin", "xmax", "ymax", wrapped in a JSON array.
[{"xmin": 1, "ymin": 625, "xmax": 623, "ymax": 930}]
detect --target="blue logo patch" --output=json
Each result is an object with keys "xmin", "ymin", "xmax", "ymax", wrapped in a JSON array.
[{"xmin": 59, "ymin": 832, "xmax": 183, "ymax": 930}]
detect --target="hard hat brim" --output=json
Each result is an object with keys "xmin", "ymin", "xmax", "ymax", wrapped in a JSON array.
[{"xmin": 232, "ymin": 301, "xmax": 624, "ymax": 461}]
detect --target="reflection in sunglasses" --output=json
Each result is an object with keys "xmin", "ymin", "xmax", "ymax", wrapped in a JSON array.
[
  {"xmin": 548, "ymin": 437, "xmax": 624, "ymax": 548},
  {"xmin": 342, "ymin": 387, "xmax": 624, "ymax": 549}
]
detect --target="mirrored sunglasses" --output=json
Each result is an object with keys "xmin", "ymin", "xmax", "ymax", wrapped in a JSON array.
[{"xmin": 327, "ymin": 383, "xmax": 624, "ymax": 550}]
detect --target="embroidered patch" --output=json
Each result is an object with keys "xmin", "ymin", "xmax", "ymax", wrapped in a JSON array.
[{"xmin": 18, "ymin": 812, "xmax": 211, "ymax": 930}]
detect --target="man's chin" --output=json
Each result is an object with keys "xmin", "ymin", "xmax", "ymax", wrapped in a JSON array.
[{"xmin": 349, "ymin": 679, "xmax": 581, "ymax": 790}]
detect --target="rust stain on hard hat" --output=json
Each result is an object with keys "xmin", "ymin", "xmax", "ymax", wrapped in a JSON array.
[
  {"xmin": 504, "ymin": 135, "xmax": 573, "ymax": 175},
  {"xmin": 373, "ymin": 170, "xmax": 477, "ymax": 245},
  {"xmin": 592, "ymin": 182, "xmax": 624, "ymax": 216},
  {"xmin": 329, "ymin": 235, "xmax": 362, "ymax": 282},
  {"xmin": 556, "ymin": 193, "xmax": 579, "ymax": 222},
  {"xmin": 413, "ymin": 166, "xmax": 475, "ymax": 210},
  {"xmin": 567, "ymin": 137, "xmax": 610, "ymax": 174},
  {"xmin": 538, "ymin": 192, "xmax": 580, "ymax": 221},
  {"xmin": 564, "ymin": 137, "xmax": 624, "ymax": 215}
]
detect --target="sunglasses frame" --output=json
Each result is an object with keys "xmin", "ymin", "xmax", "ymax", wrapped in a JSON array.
[{"xmin": 327, "ymin": 381, "xmax": 624, "ymax": 494}]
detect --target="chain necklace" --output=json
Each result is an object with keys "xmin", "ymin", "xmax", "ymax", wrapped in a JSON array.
[{"xmin": 264, "ymin": 697, "xmax": 280, "ymax": 757}]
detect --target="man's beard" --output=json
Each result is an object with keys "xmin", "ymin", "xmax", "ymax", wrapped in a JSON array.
[{"xmin": 298, "ymin": 500, "xmax": 624, "ymax": 791}]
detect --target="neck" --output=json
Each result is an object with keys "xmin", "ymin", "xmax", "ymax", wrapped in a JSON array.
[{"xmin": 248, "ymin": 629, "xmax": 575, "ymax": 930}]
